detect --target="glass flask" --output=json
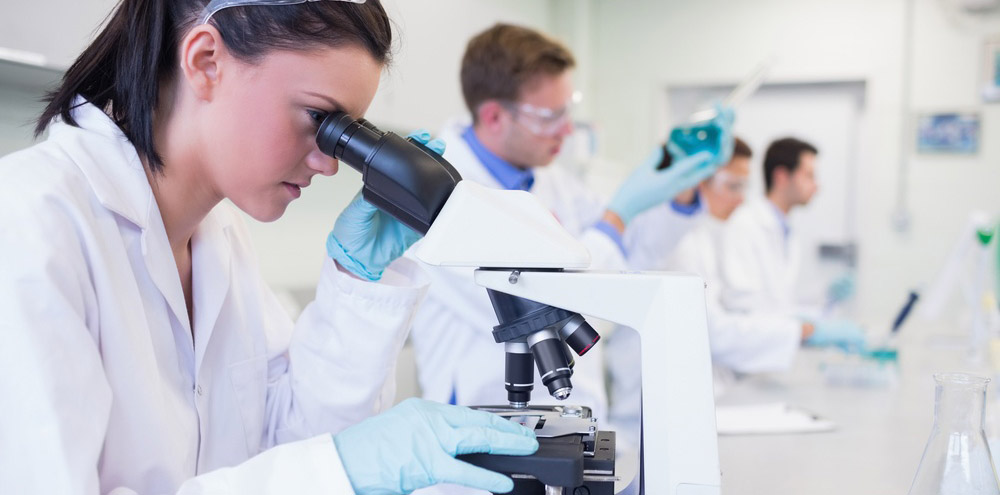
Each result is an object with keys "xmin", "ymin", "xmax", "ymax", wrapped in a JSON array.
[{"xmin": 909, "ymin": 373, "xmax": 1000, "ymax": 495}]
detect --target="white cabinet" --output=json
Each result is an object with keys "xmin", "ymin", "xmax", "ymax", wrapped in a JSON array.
[
  {"xmin": 0, "ymin": 0, "xmax": 115, "ymax": 155},
  {"xmin": 0, "ymin": 0, "xmax": 117, "ymax": 68}
]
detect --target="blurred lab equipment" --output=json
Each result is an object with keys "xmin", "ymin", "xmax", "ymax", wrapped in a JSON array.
[
  {"xmin": 714, "ymin": 402, "xmax": 835, "ymax": 435},
  {"xmin": 821, "ymin": 272, "xmax": 856, "ymax": 317},
  {"xmin": 817, "ymin": 292, "xmax": 922, "ymax": 388},
  {"xmin": 317, "ymin": 112, "xmax": 723, "ymax": 494},
  {"xmin": 658, "ymin": 59, "xmax": 770, "ymax": 171},
  {"xmin": 908, "ymin": 373, "xmax": 1000, "ymax": 495},
  {"xmin": 893, "ymin": 291, "xmax": 922, "ymax": 334},
  {"xmin": 806, "ymin": 319, "xmax": 867, "ymax": 352},
  {"xmin": 917, "ymin": 212, "xmax": 1000, "ymax": 362}
]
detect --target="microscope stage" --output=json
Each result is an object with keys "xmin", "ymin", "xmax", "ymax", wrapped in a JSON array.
[{"xmin": 458, "ymin": 405, "xmax": 617, "ymax": 495}]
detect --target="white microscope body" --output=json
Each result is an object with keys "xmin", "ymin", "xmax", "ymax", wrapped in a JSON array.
[{"xmin": 416, "ymin": 181, "xmax": 721, "ymax": 494}]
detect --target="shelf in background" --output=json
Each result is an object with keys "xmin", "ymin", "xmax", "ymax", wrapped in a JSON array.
[{"xmin": 0, "ymin": 50, "xmax": 64, "ymax": 94}]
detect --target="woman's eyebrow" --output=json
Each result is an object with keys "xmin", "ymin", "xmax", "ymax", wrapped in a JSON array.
[{"xmin": 304, "ymin": 91, "xmax": 348, "ymax": 113}]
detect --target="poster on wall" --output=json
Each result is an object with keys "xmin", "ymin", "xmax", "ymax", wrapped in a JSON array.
[
  {"xmin": 984, "ymin": 40, "xmax": 1000, "ymax": 103},
  {"xmin": 915, "ymin": 113, "xmax": 980, "ymax": 154}
]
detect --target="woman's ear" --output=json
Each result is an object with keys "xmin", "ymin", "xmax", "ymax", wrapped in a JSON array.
[{"xmin": 179, "ymin": 25, "xmax": 226, "ymax": 101}]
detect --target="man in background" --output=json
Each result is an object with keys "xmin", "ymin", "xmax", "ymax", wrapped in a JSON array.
[{"xmin": 719, "ymin": 137, "xmax": 865, "ymax": 352}]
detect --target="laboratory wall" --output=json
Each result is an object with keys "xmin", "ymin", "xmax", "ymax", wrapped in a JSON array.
[{"xmin": 565, "ymin": 0, "xmax": 1000, "ymax": 330}]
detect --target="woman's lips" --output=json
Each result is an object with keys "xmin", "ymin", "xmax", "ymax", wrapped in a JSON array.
[{"xmin": 283, "ymin": 182, "xmax": 302, "ymax": 198}]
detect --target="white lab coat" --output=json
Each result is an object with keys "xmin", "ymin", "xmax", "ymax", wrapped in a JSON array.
[
  {"xmin": 0, "ymin": 101, "xmax": 429, "ymax": 494},
  {"xmin": 599, "ymin": 194, "xmax": 705, "ymax": 431},
  {"xmin": 665, "ymin": 215, "xmax": 801, "ymax": 375},
  {"xmin": 407, "ymin": 119, "xmax": 621, "ymax": 422},
  {"xmin": 622, "ymin": 198, "xmax": 704, "ymax": 272},
  {"xmin": 719, "ymin": 199, "xmax": 803, "ymax": 316}
]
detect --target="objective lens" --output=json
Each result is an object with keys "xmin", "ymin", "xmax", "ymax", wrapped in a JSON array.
[
  {"xmin": 505, "ymin": 341, "xmax": 534, "ymax": 408},
  {"xmin": 556, "ymin": 314, "xmax": 601, "ymax": 356},
  {"xmin": 527, "ymin": 329, "xmax": 573, "ymax": 400}
]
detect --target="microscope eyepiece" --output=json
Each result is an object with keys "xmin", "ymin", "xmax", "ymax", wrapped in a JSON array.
[{"xmin": 315, "ymin": 112, "xmax": 462, "ymax": 234}]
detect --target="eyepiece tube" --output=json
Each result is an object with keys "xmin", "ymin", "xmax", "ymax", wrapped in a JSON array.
[
  {"xmin": 316, "ymin": 112, "xmax": 382, "ymax": 172},
  {"xmin": 314, "ymin": 111, "xmax": 462, "ymax": 234}
]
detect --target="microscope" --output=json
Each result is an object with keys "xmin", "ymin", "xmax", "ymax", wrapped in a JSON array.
[{"xmin": 317, "ymin": 113, "xmax": 721, "ymax": 495}]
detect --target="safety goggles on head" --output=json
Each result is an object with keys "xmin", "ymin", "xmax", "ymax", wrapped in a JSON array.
[
  {"xmin": 199, "ymin": 0, "xmax": 366, "ymax": 25},
  {"xmin": 499, "ymin": 99, "xmax": 576, "ymax": 137},
  {"xmin": 709, "ymin": 169, "xmax": 748, "ymax": 195}
]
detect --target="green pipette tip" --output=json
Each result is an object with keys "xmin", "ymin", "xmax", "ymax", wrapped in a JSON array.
[{"xmin": 977, "ymin": 227, "xmax": 995, "ymax": 246}]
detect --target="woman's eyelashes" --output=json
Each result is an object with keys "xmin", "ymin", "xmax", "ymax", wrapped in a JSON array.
[{"xmin": 307, "ymin": 109, "xmax": 328, "ymax": 126}]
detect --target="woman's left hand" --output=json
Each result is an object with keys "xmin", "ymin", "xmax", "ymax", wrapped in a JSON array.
[{"xmin": 325, "ymin": 130, "xmax": 446, "ymax": 281}]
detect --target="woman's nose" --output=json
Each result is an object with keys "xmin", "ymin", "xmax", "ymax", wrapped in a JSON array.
[{"xmin": 307, "ymin": 148, "xmax": 338, "ymax": 176}]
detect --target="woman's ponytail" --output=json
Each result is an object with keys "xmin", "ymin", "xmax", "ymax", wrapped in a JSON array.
[{"xmin": 37, "ymin": 0, "xmax": 177, "ymax": 172}]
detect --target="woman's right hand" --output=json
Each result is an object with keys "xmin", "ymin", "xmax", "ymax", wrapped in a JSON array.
[
  {"xmin": 333, "ymin": 398, "xmax": 538, "ymax": 494},
  {"xmin": 325, "ymin": 130, "xmax": 445, "ymax": 281}
]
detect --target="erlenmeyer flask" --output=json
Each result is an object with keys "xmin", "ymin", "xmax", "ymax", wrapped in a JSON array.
[{"xmin": 909, "ymin": 373, "xmax": 1000, "ymax": 495}]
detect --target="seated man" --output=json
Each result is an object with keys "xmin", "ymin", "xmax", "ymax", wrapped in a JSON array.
[
  {"xmin": 663, "ymin": 138, "xmax": 810, "ymax": 392},
  {"xmin": 719, "ymin": 137, "xmax": 865, "ymax": 353},
  {"xmin": 610, "ymin": 138, "xmax": 864, "ymax": 407}
]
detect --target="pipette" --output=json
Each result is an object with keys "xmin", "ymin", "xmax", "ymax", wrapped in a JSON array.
[{"xmin": 688, "ymin": 58, "xmax": 773, "ymax": 123}]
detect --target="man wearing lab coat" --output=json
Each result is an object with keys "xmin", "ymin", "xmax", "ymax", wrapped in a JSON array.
[
  {"xmin": 607, "ymin": 138, "xmax": 805, "ymax": 411},
  {"xmin": 407, "ymin": 24, "xmax": 728, "ymax": 425},
  {"xmin": 664, "ymin": 138, "xmax": 812, "ymax": 387},
  {"xmin": 718, "ymin": 137, "xmax": 865, "ymax": 350}
]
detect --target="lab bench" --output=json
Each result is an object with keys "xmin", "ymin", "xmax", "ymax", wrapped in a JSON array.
[{"xmin": 714, "ymin": 326, "xmax": 992, "ymax": 494}]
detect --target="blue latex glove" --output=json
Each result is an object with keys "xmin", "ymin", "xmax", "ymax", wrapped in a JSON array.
[
  {"xmin": 326, "ymin": 130, "xmax": 445, "ymax": 280},
  {"xmin": 607, "ymin": 105, "xmax": 734, "ymax": 224},
  {"xmin": 827, "ymin": 273, "xmax": 856, "ymax": 303},
  {"xmin": 406, "ymin": 129, "xmax": 447, "ymax": 156},
  {"xmin": 806, "ymin": 319, "xmax": 867, "ymax": 353},
  {"xmin": 333, "ymin": 398, "xmax": 539, "ymax": 494}
]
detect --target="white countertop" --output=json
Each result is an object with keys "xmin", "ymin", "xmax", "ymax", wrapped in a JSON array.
[{"xmin": 713, "ymin": 329, "xmax": 999, "ymax": 494}]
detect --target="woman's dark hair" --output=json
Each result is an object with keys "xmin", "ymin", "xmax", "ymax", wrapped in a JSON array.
[{"xmin": 36, "ymin": 0, "xmax": 392, "ymax": 173}]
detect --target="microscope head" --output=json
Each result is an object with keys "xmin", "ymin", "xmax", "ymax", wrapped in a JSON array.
[
  {"xmin": 489, "ymin": 289, "xmax": 601, "ymax": 404},
  {"xmin": 414, "ymin": 180, "xmax": 598, "ymax": 406},
  {"xmin": 317, "ymin": 111, "xmax": 598, "ymax": 408}
]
